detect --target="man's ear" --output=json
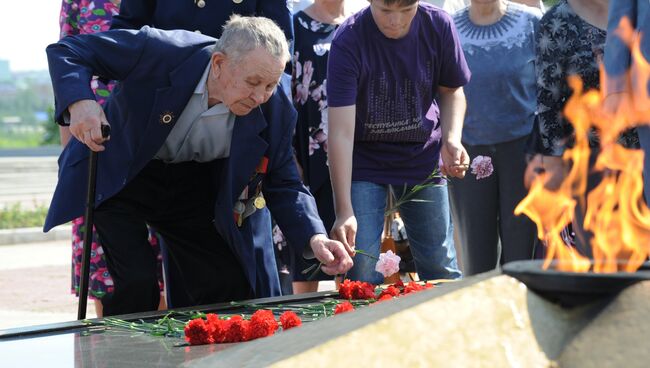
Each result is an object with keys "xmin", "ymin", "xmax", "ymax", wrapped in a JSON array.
[{"xmin": 210, "ymin": 52, "xmax": 226, "ymax": 74}]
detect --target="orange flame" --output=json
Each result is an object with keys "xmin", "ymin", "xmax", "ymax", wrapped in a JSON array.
[{"xmin": 516, "ymin": 18, "xmax": 650, "ymax": 273}]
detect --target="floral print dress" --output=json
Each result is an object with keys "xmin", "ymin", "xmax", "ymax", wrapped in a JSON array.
[
  {"xmin": 273, "ymin": 11, "xmax": 338, "ymax": 283},
  {"xmin": 533, "ymin": 0, "xmax": 638, "ymax": 156},
  {"xmin": 292, "ymin": 11, "xmax": 336, "ymax": 193},
  {"xmin": 60, "ymin": 0, "xmax": 164, "ymax": 299},
  {"xmin": 531, "ymin": 0, "xmax": 639, "ymax": 251}
]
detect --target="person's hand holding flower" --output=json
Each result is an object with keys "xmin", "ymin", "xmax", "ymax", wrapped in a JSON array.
[
  {"xmin": 308, "ymin": 234, "xmax": 354, "ymax": 275},
  {"xmin": 440, "ymin": 139, "xmax": 470, "ymax": 178}
]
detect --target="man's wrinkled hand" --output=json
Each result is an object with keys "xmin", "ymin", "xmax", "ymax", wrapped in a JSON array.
[
  {"xmin": 309, "ymin": 234, "xmax": 353, "ymax": 275},
  {"xmin": 68, "ymin": 99, "xmax": 110, "ymax": 152}
]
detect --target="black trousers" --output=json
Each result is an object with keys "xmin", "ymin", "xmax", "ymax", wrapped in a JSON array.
[
  {"xmin": 94, "ymin": 160, "xmax": 252, "ymax": 316},
  {"xmin": 449, "ymin": 136, "xmax": 537, "ymax": 276}
]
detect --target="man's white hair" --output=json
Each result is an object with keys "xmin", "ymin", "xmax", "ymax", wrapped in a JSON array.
[{"xmin": 213, "ymin": 15, "xmax": 290, "ymax": 64}]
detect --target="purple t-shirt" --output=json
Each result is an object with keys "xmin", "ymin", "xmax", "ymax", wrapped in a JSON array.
[{"xmin": 327, "ymin": 3, "xmax": 470, "ymax": 185}]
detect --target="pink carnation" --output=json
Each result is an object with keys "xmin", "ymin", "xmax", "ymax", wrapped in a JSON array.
[
  {"xmin": 375, "ymin": 250, "xmax": 401, "ymax": 277},
  {"xmin": 470, "ymin": 155, "xmax": 494, "ymax": 180}
]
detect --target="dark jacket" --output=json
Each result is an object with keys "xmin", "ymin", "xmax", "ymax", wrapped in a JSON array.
[
  {"xmin": 110, "ymin": 0, "xmax": 293, "ymax": 41},
  {"xmin": 44, "ymin": 27, "xmax": 324, "ymax": 297}
]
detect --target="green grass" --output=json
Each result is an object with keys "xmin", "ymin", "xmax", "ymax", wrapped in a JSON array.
[
  {"xmin": 0, "ymin": 131, "xmax": 44, "ymax": 148},
  {"xmin": 0, "ymin": 203, "xmax": 49, "ymax": 229}
]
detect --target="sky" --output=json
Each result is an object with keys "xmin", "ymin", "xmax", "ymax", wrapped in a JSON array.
[{"xmin": 0, "ymin": 1, "xmax": 61, "ymax": 72}]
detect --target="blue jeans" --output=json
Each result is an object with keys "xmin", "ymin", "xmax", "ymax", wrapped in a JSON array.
[{"xmin": 348, "ymin": 181, "xmax": 461, "ymax": 284}]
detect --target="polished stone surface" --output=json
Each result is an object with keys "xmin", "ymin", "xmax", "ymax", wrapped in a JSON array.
[
  {"xmin": 2, "ymin": 274, "xmax": 648, "ymax": 367},
  {"xmin": 0, "ymin": 327, "xmax": 241, "ymax": 368},
  {"xmin": 0, "ymin": 291, "xmax": 340, "ymax": 367}
]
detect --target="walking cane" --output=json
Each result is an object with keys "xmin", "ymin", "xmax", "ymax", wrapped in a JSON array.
[{"xmin": 77, "ymin": 124, "xmax": 111, "ymax": 320}]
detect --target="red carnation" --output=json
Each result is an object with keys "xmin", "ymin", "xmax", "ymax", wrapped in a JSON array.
[
  {"xmin": 376, "ymin": 293, "xmax": 394, "ymax": 302},
  {"xmin": 206, "ymin": 313, "xmax": 227, "ymax": 343},
  {"xmin": 378, "ymin": 285, "xmax": 400, "ymax": 299},
  {"xmin": 205, "ymin": 313, "xmax": 220, "ymax": 325},
  {"xmin": 392, "ymin": 280, "xmax": 404, "ymax": 289},
  {"xmin": 353, "ymin": 281, "xmax": 377, "ymax": 299},
  {"xmin": 339, "ymin": 279, "xmax": 378, "ymax": 300},
  {"xmin": 224, "ymin": 316, "xmax": 250, "ymax": 343},
  {"xmin": 403, "ymin": 281, "xmax": 425, "ymax": 294},
  {"xmin": 338, "ymin": 279, "xmax": 355, "ymax": 299},
  {"xmin": 334, "ymin": 301, "xmax": 354, "ymax": 314},
  {"xmin": 279, "ymin": 311, "xmax": 302, "ymax": 330},
  {"xmin": 184, "ymin": 318, "xmax": 213, "ymax": 345},
  {"xmin": 249, "ymin": 310, "xmax": 278, "ymax": 339}
]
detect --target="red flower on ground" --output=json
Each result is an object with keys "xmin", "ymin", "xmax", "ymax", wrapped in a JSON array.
[
  {"xmin": 376, "ymin": 294, "xmax": 394, "ymax": 302},
  {"xmin": 224, "ymin": 316, "xmax": 251, "ymax": 343},
  {"xmin": 334, "ymin": 301, "xmax": 355, "ymax": 314},
  {"xmin": 403, "ymin": 281, "xmax": 426, "ymax": 294},
  {"xmin": 378, "ymin": 285, "xmax": 401, "ymax": 299},
  {"xmin": 279, "ymin": 311, "xmax": 302, "ymax": 330},
  {"xmin": 249, "ymin": 310, "xmax": 278, "ymax": 339},
  {"xmin": 338, "ymin": 279, "xmax": 355, "ymax": 299},
  {"xmin": 354, "ymin": 282, "xmax": 377, "ymax": 299},
  {"xmin": 184, "ymin": 318, "xmax": 213, "ymax": 345},
  {"xmin": 205, "ymin": 313, "xmax": 227, "ymax": 343},
  {"xmin": 338, "ymin": 279, "xmax": 377, "ymax": 300}
]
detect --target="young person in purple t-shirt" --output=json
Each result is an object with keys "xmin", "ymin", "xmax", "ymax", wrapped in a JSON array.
[{"xmin": 327, "ymin": 0, "xmax": 470, "ymax": 284}]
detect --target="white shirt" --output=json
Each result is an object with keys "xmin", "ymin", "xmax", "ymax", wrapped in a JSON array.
[{"xmin": 155, "ymin": 64, "xmax": 235, "ymax": 163}]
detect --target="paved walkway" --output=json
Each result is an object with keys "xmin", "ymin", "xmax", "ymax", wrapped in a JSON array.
[
  {"xmin": 0, "ymin": 239, "xmax": 97, "ymax": 330},
  {"xmin": 0, "ymin": 238, "xmax": 336, "ymax": 331},
  {"xmin": 0, "ymin": 149, "xmax": 90, "ymax": 330},
  {"xmin": 0, "ymin": 155, "xmax": 59, "ymax": 210}
]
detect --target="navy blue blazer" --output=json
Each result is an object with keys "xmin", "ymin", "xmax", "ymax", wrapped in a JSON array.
[
  {"xmin": 110, "ymin": 0, "xmax": 293, "ymax": 41},
  {"xmin": 44, "ymin": 27, "xmax": 325, "ymax": 298}
]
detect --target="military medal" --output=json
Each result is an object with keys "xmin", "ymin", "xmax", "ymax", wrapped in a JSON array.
[{"xmin": 253, "ymin": 195, "xmax": 266, "ymax": 209}]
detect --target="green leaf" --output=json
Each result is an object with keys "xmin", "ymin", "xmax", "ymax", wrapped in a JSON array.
[
  {"xmin": 301, "ymin": 262, "xmax": 318, "ymax": 275},
  {"xmin": 95, "ymin": 89, "xmax": 111, "ymax": 97},
  {"xmin": 92, "ymin": 9, "xmax": 107, "ymax": 16}
]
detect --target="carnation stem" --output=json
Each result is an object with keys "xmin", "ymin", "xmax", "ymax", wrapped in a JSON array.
[
  {"xmin": 354, "ymin": 249, "xmax": 379, "ymax": 261},
  {"xmin": 384, "ymin": 168, "xmax": 447, "ymax": 217}
]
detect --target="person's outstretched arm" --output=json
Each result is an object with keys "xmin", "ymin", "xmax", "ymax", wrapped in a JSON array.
[{"xmin": 327, "ymin": 105, "xmax": 357, "ymax": 254}]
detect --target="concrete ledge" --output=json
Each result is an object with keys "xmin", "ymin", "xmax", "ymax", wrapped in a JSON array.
[
  {"xmin": 192, "ymin": 274, "xmax": 649, "ymax": 367},
  {"xmin": 0, "ymin": 225, "xmax": 71, "ymax": 246}
]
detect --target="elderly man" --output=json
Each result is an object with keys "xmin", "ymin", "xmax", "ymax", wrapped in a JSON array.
[{"xmin": 44, "ymin": 16, "xmax": 353, "ymax": 316}]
